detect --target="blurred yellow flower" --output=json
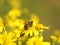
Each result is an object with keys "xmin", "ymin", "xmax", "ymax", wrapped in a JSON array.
[
  {"xmin": 50, "ymin": 35, "xmax": 57, "ymax": 45},
  {"xmin": 57, "ymin": 37, "xmax": 60, "ymax": 43},
  {"xmin": 50, "ymin": 35, "xmax": 57, "ymax": 41},
  {"xmin": 5, "ymin": 8, "xmax": 24, "ymax": 29},
  {"xmin": 6, "ymin": 17, "xmax": 25, "ymax": 29},
  {"xmin": 7, "ymin": 8, "xmax": 21, "ymax": 19},
  {"xmin": 0, "ymin": 31, "xmax": 17, "ymax": 45},
  {"xmin": 54, "ymin": 30, "xmax": 60, "ymax": 36},
  {"xmin": 7, "ymin": 0, "xmax": 21, "ymax": 8},
  {"xmin": 53, "ymin": 30, "xmax": 60, "ymax": 44},
  {"xmin": 50, "ymin": 35, "xmax": 57, "ymax": 40}
]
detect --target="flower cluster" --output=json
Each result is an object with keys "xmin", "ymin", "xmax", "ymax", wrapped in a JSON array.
[
  {"xmin": 0, "ymin": 10, "xmax": 50, "ymax": 45},
  {"xmin": 0, "ymin": 0, "xmax": 59, "ymax": 45}
]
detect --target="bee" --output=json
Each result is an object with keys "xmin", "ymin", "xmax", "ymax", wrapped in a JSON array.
[
  {"xmin": 24, "ymin": 20, "xmax": 33, "ymax": 30},
  {"xmin": 20, "ymin": 20, "xmax": 33, "ymax": 37},
  {"xmin": 20, "ymin": 20, "xmax": 33, "ymax": 36}
]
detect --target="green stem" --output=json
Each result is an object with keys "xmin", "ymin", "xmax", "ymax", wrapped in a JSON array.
[{"xmin": 51, "ymin": 42, "xmax": 55, "ymax": 45}]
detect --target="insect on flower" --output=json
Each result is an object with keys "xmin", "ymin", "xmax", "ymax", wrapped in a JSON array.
[{"xmin": 24, "ymin": 20, "xmax": 33, "ymax": 30}]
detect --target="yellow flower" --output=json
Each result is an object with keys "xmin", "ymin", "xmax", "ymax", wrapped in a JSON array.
[
  {"xmin": 7, "ymin": 0, "xmax": 21, "ymax": 8},
  {"xmin": 0, "ymin": 31, "xmax": 17, "ymax": 45},
  {"xmin": 5, "ymin": 17, "xmax": 25, "ymax": 29},
  {"xmin": 50, "ymin": 35, "xmax": 57, "ymax": 41},
  {"xmin": 23, "ymin": 27, "xmax": 39, "ymax": 37},
  {"xmin": 7, "ymin": 8, "xmax": 21, "ymax": 19},
  {"xmin": 5, "ymin": 8, "xmax": 24, "ymax": 29},
  {"xmin": 50, "ymin": 35, "xmax": 57, "ymax": 45},
  {"xmin": 19, "ymin": 27, "xmax": 39, "ymax": 42},
  {"xmin": 13, "ymin": 29, "xmax": 22, "ymax": 38}
]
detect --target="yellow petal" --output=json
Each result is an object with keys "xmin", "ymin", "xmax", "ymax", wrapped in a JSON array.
[
  {"xmin": 33, "ymin": 30, "xmax": 39, "ymax": 36},
  {"xmin": 42, "ymin": 42, "xmax": 50, "ymax": 45},
  {"xmin": 3, "ymin": 31, "xmax": 7, "ymax": 40},
  {"xmin": 29, "ymin": 30, "xmax": 33, "ymax": 37},
  {"xmin": 9, "ymin": 43, "xmax": 17, "ymax": 45},
  {"xmin": 34, "ymin": 40, "xmax": 42, "ymax": 45},
  {"xmin": 7, "ymin": 32, "xmax": 15, "ymax": 40},
  {"xmin": 26, "ymin": 37, "xmax": 36, "ymax": 45},
  {"xmin": 57, "ymin": 37, "xmax": 60, "ymax": 43},
  {"xmin": 0, "ymin": 39, "xmax": 3, "ymax": 45},
  {"xmin": 0, "ymin": 26, "xmax": 3, "ymax": 32}
]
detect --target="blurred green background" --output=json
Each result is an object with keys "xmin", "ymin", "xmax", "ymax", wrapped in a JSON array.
[{"xmin": 0, "ymin": 0, "xmax": 60, "ymax": 44}]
